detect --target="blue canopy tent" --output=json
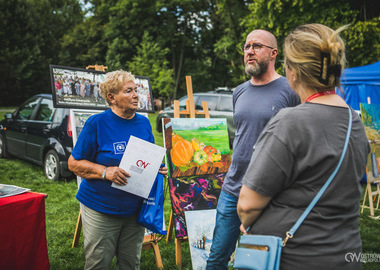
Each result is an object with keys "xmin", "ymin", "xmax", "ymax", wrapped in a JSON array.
[
  {"xmin": 338, "ymin": 61, "xmax": 380, "ymax": 183},
  {"xmin": 338, "ymin": 60, "xmax": 380, "ymax": 111}
]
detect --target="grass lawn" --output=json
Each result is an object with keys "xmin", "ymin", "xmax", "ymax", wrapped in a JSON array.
[{"xmin": 1, "ymin": 109, "xmax": 380, "ymax": 269}]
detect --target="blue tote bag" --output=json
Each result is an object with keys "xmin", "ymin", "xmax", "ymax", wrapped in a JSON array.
[{"xmin": 137, "ymin": 173, "xmax": 167, "ymax": 235}]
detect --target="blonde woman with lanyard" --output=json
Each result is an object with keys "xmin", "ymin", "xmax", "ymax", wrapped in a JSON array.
[{"xmin": 237, "ymin": 24, "xmax": 370, "ymax": 269}]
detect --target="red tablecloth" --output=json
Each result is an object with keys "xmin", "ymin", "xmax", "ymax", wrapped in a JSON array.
[{"xmin": 0, "ymin": 192, "xmax": 50, "ymax": 270}]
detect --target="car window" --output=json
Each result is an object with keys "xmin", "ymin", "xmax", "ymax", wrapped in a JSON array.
[
  {"xmin": 35, "ymin": 98, "xmax": 55, "ymax": 121},
  {"xmin": 179, "ymin": 97, "xmax": 188, "ymax": 110},
  {"xmin": 15, "ymin": 97, "xmax": 40, "ymax": 120},
  {"xmin": 52, "ymin": 108, "xmax": 66, "ymax": 123},
  {"xmin": 218, "ymin": 96, "xmax": 233, "ymax": 112},
  {"xmin": 196, "ymin": 95, "xmax": 219, "ymax": 111}
]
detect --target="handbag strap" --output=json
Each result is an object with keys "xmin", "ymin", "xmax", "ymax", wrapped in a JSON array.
[{"xmin": 283, "ymin": 108, "xmax": 353, "ymax": 246}]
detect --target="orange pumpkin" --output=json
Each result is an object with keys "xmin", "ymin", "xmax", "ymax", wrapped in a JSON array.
[
  {"xmin": 171, "ymin": 139, "xmax": 194, "ymax": 167},
  {"xmin": 172, "ymin": 133, "xmax": 184, "ymax": 145}
]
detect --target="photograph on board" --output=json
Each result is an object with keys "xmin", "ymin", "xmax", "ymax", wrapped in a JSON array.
[{"xmin": 50, "ymin": 65, "xmax": 154, "ymax": 112}]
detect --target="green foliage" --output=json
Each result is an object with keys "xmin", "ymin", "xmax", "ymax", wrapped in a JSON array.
[
  {"xmin": 344, "ymin": 17, "xmax": 380, "ymax": 67},
  {"xmin": 1, "ymin": 0, "xmax": 379, "ymax": 107},
  {"xmin": 104, "ymin": 0, "xmax": 159, "ymax": 70},
  {"xmin": 213, "ymin": 0, "xmax": 250, "ymax": 84},
  {"xmin": 60, "ymin": 18, "xmax": 107, "ymax": 68},
  {"xmin": 126, "ymin": 32, "xmax": 174, "ymax": 99},
  {"xmin": 0, "ymin": 0, "xmax": 84, "ymax": 106},
  {"xmin": 242, "ymin": 0, "xmax": 379, "ymax": 70},
  {"xmin": 242, "ymin": 0, "xmax": 357, "ymax": 68}
]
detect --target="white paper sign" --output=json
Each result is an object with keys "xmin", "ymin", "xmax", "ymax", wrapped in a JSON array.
[{"xmin": 111, "ymin": 136, "xmax": 166, "ymax": 198}]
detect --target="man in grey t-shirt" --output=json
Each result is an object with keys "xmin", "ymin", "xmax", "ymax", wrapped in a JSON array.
[{"xmin": 206, "ymin": 29, "xmax": 300, "ymax": 270}]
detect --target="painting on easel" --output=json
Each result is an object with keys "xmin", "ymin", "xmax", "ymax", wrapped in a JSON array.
[
  {"xmin": 185, "ymin": 209, "xmax": 216, "ymax": 270},
  {"xmin": 360, "ymin": 103, "xmax": 380, "ymax": 142},
  {"xmin": 163, "ymin": 118, "xmax": 231, "ymax": 178},
  {"xmin": 168, "ymin": 173, "xmax": 224, "ymax": 238}
]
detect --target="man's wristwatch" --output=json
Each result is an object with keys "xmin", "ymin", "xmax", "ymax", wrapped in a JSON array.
[{"xmin": 101, "ymin": 167, "xmax": 107, "ymax": 180}]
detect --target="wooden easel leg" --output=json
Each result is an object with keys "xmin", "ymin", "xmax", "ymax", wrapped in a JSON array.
[
  {"xmin": 151, "ymin": 242, "xmax": 164, "ymax": 269},
  {"xmin": 368, "ymin": 182, "xmax": 375, "ymax": 216},
  {"xmin": 175, "ymin": 237, "xmax": 182, "ymax": 269},
  {"xmin": 72, "ymin": 210, "xmax": 82, "ymax": 248},
  {"xmin": 376, "ymin": 184, "xmax": 380, "ymax": 210},
  {"xmin": 361, "ymin": 185, "xmax": 368, "ymax": 213},
  {"xmin": 142, "ymin": 235, "xmax": 164, "ymax": 269},
  {"xmin": 166, "ymin": 210, "xmax": 174, "ymax": 243}
]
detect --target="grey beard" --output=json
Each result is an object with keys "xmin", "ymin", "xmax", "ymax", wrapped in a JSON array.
[{"xmin": 245, "ymin": 61, "xmax": 269, "ymax": 78}]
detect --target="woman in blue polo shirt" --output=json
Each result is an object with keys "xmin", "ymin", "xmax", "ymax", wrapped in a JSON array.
[{"xmin": 68, "ymin": 70, "xmax": 167, "ymax": 270}]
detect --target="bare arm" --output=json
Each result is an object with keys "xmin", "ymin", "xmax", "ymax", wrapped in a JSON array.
[
  {"xmin": 237, "ymin": 184, "xmax": 272, "ymax": 234},
  {"xmin": 68, "ymin": 155, "xmax": 130, "ymax": 185}
]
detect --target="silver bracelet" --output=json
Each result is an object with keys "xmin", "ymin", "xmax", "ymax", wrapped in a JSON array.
[{"xmin": 101, "ymin": 167, "xmax": 107, "ymax": 180}]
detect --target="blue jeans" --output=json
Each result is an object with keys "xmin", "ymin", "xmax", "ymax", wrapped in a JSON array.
[{"xmin": 206, "ymin": 190, "xmax": 242, "ymax": 270}]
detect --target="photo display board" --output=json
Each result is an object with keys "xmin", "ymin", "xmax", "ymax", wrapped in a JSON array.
[{"xmin": 49, "ymin": 64, "xmax": 154, "ymax": 112}]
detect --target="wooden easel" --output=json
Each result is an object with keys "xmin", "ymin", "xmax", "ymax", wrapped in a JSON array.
[
  {"xmin": 361, "ymin": 143, "xmax": 380, "ymax": 218},
  {"xmin": 166, "ymin": 76, "xmax": 210, "ymax": 268},
  {"xmin": 86, "ymin": 64, "xmax": 108, "ymax": 71},
  {"xmin": 71, "ymin": 64, "xmax": 164, "ymax": 269}
]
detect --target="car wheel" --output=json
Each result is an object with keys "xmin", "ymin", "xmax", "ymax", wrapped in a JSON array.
[
  {"xmin": 0, "ymin": 134, "xmax": 9, "ymax": 158},
  {"xmin": 44, "ymin": 150, "xmax": 61, "ymax": 181}
]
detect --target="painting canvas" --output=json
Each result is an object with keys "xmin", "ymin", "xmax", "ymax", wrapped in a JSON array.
[
  {"xmin": 50, "ymin": 65, "xmax": 154, "ymax": 112},
  {"xmin": 185, "ymin": 209, "xmax": 217, "ymax": 270},
  {"xmin": 360, "ymin": 103, "xmax": 380, "ymax": 182},
  {"xmin": 70, "ymin": 109, "xmax": 102, "ymax": 186},
  {"xmin": 168, "ymin": 173, "xmax": 224, "ymax": 238},
  {"xmin": 360, "ymin": 103, "xmax": 380, "ymax": 142},
  {"xmin": 163, "ymin": 118, "xmax": 231, "ymax": 178},
  {"xmin": 70, "ymin": 109, "xmax": 102, "ymax": 145}
]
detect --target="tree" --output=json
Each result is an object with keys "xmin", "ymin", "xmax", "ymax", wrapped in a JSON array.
[
  {"xmin": 212, "ymin": 0, "xmax": 250, "ymax": 85},
  {"xmin": 344, "ymin": 17, "xmax": 380, "ymax": 67},
  {"xmin": 0, "ymin": 0, "xmax": 84, "ymax": 106},
  {"xmin": 126, "ymin": 32, "xmax": 174, "ymax": 100},
  {"xmin": 103, "ymin": 0, "xmax": 159, "ymax": 70},
  {"xmin": 241, "ymin": 0, "xmax": 379, "ymax": 71}
]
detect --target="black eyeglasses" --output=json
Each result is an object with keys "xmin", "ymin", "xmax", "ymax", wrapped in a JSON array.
[{"xmin": 242, "ymin": 43, "xmax": 274, "ymax": 53}]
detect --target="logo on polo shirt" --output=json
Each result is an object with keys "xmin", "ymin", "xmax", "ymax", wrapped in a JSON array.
[{"xmin": 113, "ymin": 141, "xmax": 127, "ymax": 154}]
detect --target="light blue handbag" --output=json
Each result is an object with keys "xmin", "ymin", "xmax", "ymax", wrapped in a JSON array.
[{"xmin": 234, "ymin": 109, "xmax": 352, "ymax": 270}]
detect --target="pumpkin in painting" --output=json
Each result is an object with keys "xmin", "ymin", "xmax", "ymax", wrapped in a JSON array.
[
  {"xmin": 172, "ymin": 133, "xmax": 184, "ymax": 145},
  {"xmin": 171, "ymin": 138, "xmax": 194, "ymax": 167}
]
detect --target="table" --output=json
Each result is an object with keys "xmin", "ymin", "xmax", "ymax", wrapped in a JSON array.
[{"xmin": 0, "ymin": 192, "xmax": 50, "ymax": 270}]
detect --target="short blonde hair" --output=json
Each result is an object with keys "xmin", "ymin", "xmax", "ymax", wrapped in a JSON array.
[
  {"xmin": 100, "ymin": 70, "xmax": 135, "ymax": 105},
  {"xmin": 284, "ymin": 23, "xmax": 347, "ymax": 92}
]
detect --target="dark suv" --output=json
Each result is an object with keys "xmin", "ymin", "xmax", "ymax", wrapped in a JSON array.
[
  {"xmin": 0, "ymin": 94, "xmax": 73, "ymax": 181},
  {"xmin": 156, "ymin": 89, "xmax": 236, "ymax": 146}
]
